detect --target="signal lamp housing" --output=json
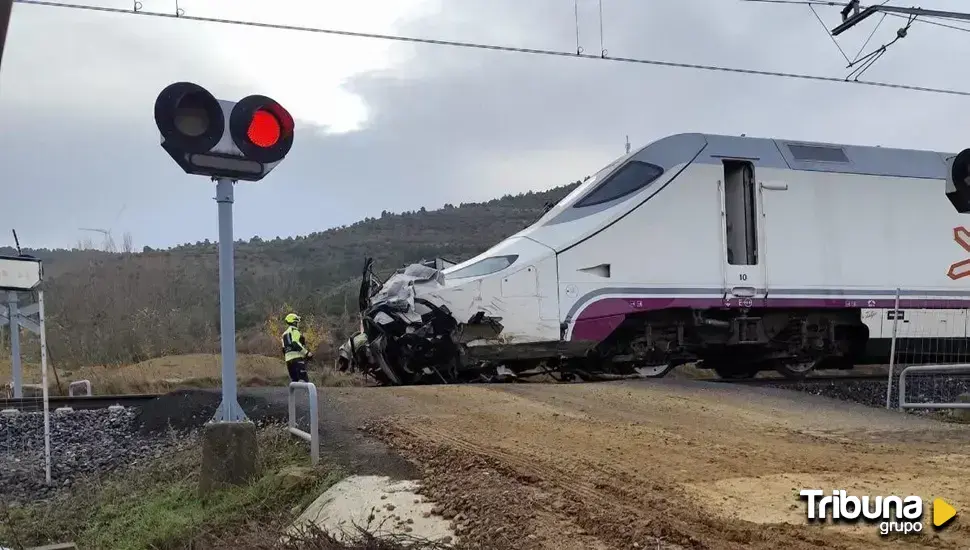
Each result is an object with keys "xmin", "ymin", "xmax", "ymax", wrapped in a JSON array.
[
  {"xmin": 153, "ymin": 82, "xmax": 294, "ymax": 182},
  {"xmin": 154, "ymin": 82, "xmax": 225, "ymax": 154},
  {"xmin": 946, "ymin": 148, "xmax": 970, "ymax": 214}
]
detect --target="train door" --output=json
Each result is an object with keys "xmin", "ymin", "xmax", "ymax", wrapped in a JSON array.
[{"xmin": 719, "ymin": 160, "xmax": 767, "ymax": 307}]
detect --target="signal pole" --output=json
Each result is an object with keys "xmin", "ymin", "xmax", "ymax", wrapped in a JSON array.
[
  {"xmin": 6, "ymin": 291, "xmax": 21, "ymax": 397},
  {"xmin": 214, "ymin": 177, "xmax": 241, "ymax": 422}
]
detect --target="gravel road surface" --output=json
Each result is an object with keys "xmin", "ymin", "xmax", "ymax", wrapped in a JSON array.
[{"xmin": 343, "ymin": 379, "xmax": 970, "ymax": 549}]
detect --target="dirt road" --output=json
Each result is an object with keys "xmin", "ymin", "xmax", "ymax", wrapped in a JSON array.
[{"xmin": 314, "ymin": 379, "xmax": 970, "ymax": 549}]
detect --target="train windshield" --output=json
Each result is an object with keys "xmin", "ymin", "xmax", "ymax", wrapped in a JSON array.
[
  {"xmin": 532, "ymin": 153, "xmax": 628, "ymax": 224},
  {"xmin": 444, "ymin": 254, "xmax": 519, "ymax": 280},
  {"xmin": 572, "ymin": 161, "xmax": 664, "ymax": 208}
]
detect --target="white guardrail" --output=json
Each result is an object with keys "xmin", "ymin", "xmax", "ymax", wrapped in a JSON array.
[
  {"xmin": 287, "ymin": 381, "xmax": 320, "ymax": 465},
  {"xmin": 897, "ymin": 364, "xmax": 970, "ymax": 410}
]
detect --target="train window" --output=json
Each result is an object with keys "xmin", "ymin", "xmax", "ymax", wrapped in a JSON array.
[
  {"xmin": 445, "ymin": 255, "xmax": 519, "ymax": 279},
  {"xmin": 787, "ymin": 143, "xmax": 849, "ymax": 163},
  {"xmin": 723, "ymin": 160, "xmax": 758, "ymax": 266},
  {"xmin": 573, "ymin": 161, "xmax": 664, "ymax": 208}
]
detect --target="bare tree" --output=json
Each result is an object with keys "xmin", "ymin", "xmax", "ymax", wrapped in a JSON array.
[
  {"xmin": 122, "ymin": 232, "xmax": 134, "ymax": 254},
  {"xmin": 79, "ymin": 228, "xmax": 116, "ymax": 253}
]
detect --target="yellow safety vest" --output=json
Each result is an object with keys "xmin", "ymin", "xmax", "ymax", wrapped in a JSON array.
[{"xmin": 282, "ymin": 326, "xmax": 308, "ymax": 362}]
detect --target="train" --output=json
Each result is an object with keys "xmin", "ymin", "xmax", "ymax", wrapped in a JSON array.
[{"xmin": 336, "ymin": 132, "xmax": 970, "ymax": 385}]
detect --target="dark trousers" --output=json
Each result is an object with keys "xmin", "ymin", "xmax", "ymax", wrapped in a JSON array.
[{"xmin": 286, "ymin": 360, "xmax": 309, "ymax": 382}]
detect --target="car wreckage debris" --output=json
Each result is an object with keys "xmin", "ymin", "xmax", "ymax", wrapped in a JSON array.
[{"xmin": 338, "ymin": 257, "xmax": 667, "ymax": 386}]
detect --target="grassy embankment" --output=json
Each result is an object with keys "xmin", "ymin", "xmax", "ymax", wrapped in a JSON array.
[
  {"xmin": 0, "ymin": 424, "xmax": 454, "ymax": 549},
  {"xmin": 0, "ymin": 353, "xmax": 370, "ymax": 396}
]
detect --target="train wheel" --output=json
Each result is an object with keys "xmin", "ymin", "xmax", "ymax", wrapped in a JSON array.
[{"xmin": 774, "ymin": 361, "xmax": 815, "ymax": 380}]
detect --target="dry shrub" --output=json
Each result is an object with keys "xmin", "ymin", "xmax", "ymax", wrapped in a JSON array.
[
  {"xmin": 264, "ymin": 303, "xmax": 333, "ymax": 354},
  {"xmin": 236, "ymin": 303, "xmax": 343, "ymax": 363}
]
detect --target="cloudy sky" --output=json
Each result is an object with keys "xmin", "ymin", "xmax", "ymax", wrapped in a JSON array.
[{"xmin": 1, "ymin": 0, "xmax": 968, "ymax": 250}]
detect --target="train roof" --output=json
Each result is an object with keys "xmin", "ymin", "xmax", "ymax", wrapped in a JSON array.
[
  {"xmin": 654, "ymin": 132, "xmax": 955, "ymax": 180},
  {"xmin": 529, "ymin": 132, "xmax": 957, "ymax": 227}
]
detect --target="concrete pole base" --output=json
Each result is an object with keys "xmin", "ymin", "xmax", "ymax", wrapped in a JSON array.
[{"xmin": 199, "ymin": 420, "xmax": 259, "ymax": 496}]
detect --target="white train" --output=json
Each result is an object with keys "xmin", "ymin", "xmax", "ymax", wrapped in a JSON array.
[{"xmin": 348, "ymin": 133, "xmax": 970, "ymax": 384}]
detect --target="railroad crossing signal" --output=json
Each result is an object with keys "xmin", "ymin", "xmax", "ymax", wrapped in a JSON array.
[
  {"xmin": 153, "ymin": 81, "xmax": 296, "ymax": 423},
  {"xmin": 945, "ymin": 149, "xmax": 970, "ymax": 214},
  {"xmin": 154, "ymin": 81, "xmax": 294, "ymax": 182}
]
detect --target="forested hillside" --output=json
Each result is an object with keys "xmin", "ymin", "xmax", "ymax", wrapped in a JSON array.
[{"xmin": 0, "ymin": 181, "xmax": 580, "ymax": 368}]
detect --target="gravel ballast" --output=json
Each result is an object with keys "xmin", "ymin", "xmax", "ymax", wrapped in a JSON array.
[
  {"xmin": 0, "ymin": 407, "xmax": 196, "ymax": 505},
  {"xmin": 731, "ymin": 375, "xmax": 970, "ymax": 416},
  {"xmin": 0, "ymin": 389, "xmax": 294, "ymax": 506}
]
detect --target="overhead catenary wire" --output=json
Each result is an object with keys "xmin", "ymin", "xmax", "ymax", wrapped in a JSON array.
[
  {"xmin": 808, "ymin": 2, "xmax": 851, "ymax": 63},
  {"xmin": 851, "ymin": 9, "xmax": 887, "ymax": 63},
  {"xmin": 11, "ymin": 0, "xmax": 970, "ymax": 98}
]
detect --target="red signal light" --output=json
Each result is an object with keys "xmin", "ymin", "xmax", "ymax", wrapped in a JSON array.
[
  {"xmin": 247, "ymin": 109, "xmax": 281, "ymax": 148},
  {"xmin": 229, "ymin": 94, "xmax": 294, "ymax": 164}
]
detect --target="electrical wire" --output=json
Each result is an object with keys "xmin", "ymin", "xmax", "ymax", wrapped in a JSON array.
[
  {"xmin": 888, "ymin": 12, "xmax": 970, "ymax": 33},
  {"xmin": 12, "ymin": 0, "xmax": 970, "ymax": 98},
  {"xmin": 742, "ymin": 0, "xmax": 838, "ymax": 4},
  {"xmin": 851, "ymin": 2, "xmax": 889, "ymax": 63},
  {"xmin": 808, "ymin": 3, "xmax": 851, "ymax": 62}
]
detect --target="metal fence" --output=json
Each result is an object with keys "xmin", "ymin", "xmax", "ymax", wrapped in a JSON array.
[
  {"xmin": 287, "ymin": 381, "xmax": 319, "ymax": 465},
  {"xmin": 881, "ymin": 288, "xmax": 970, "ymax": 411},
  {"xmin": 898, "ymin": 364, "xmax": 970, "ymax": 410}
]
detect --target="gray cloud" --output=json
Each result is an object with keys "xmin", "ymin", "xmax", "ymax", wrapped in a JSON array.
[{"xmin": 2, "ymin": 0, "xmax": 968, "ymax": 250}]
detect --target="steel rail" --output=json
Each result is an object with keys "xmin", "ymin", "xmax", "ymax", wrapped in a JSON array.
[
  {"xmin": 0, "ymin": 393, "xmax": 161, "ymax": 411},
  {"xmin": 707, "ymin": 374, "xmax": 890, "ymax": 385}
]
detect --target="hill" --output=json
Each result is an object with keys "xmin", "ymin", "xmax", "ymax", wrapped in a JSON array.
[{"xmin": 0, "ymin": 181, "xmax": 581, "ymax": 369}]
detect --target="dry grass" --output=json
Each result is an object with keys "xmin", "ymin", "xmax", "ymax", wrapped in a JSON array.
[{"xmin": 0, "ymin": 353, "xmax": 371, "ymax": 396}]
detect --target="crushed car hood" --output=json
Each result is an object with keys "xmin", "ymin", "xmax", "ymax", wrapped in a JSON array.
[{"xmin": 368, "ymin": 263, "xmax": 446, "ymax": 320}]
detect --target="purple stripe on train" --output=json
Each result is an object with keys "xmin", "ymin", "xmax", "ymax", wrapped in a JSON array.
[{"xmin": 568, "ymin": 295, "xmax": 970, "ymax": 342}]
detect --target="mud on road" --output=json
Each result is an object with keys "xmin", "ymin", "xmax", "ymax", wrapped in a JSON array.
[{"xmin": 332, "ymin": 379, "xmax": 970, "ymax": 550}]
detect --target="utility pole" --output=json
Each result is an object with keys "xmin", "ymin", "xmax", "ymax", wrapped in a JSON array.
[
  {"xmin": 0, "ymin": 0, "xmax": 13, "ymax": 73},
  {"xmin": 625, "ymin": 135, "xmax": 631, "ymax": 155}
]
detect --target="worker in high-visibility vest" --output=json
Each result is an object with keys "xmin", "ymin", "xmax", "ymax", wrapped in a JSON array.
[{"xmin": 281, "ymin": 313, "xmax": 312, "ymax": 382}]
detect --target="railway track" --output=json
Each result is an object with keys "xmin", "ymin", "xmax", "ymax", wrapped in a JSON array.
[
  {"xmin": 708, "ymin": 374, "xmax": 890, "ymax": 385},
  {"xmin": 0, "ymin": 393, "xmax": 161, "ymax": 411}
]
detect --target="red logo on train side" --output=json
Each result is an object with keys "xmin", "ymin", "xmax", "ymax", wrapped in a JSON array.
[{"xmin": 946, "ymin": 227, "xmax": 970, "ymax": 280}]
